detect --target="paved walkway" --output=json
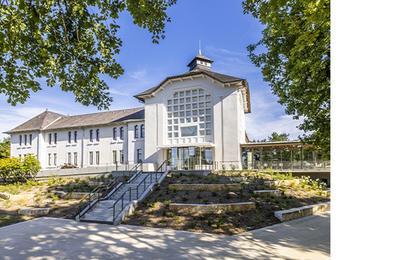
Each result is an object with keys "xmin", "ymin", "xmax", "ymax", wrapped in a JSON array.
[{"xmin": 0, "ymin": 212, "xmax": 330, "ymax": 259}]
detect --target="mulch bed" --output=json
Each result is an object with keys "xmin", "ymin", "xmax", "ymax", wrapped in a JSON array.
[{"xmin": 123, "ymin": 173, "xmax": 330, "ymax": 235}]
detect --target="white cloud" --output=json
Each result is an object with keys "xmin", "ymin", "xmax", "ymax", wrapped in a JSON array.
[
  {"xmin": 245, "ymin": 89, "xmax": 304, "ymax": 141},
  {"xmin": 205, "ymin": 46, "xmax": 259, "ymax": 75},
  {"xmin": 0, "ymin": 107, "xmax": 52, "ymax": 139},
  {"xmin": 246, "ymin": 114, "xmax": 303, "ymax": 141}
]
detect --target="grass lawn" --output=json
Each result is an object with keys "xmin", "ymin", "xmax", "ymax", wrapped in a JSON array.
[{"xmin": 123, "ymin": 171, "xmax": 330, "ymax": 235}]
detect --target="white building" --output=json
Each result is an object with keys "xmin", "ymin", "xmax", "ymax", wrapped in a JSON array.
[{"xmin": 5, "ymin": 54, "xmax": 251, "ymax": 172}]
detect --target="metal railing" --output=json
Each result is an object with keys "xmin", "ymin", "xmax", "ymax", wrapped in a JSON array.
[
  {"xmin": 111, "ymin": 160, "xmax": 168, "ymax": 223},
  {"xmin": 76, "ymin": 162, "xmax": 143, "ymax": 219}
]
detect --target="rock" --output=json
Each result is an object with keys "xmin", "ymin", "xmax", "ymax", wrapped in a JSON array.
[
  {"xmin": 52, "ymin": 190, "xmax": 67, "ymax": 198},
  {"xmin": 18, "ymin": 207, "xmax": 51, "ymax": 216},
  {"xmin": 0, "ymin": 192, "xmax": 10, "ymax": 200},
  {"xmin": 253, "ymin": 190, "xmax": 282, "ymax": 196},
  {"xmin": 227, "ymin": 192, "xmax": 238, "ymax": 198}
]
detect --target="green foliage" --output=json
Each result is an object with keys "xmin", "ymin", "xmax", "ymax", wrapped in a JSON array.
[
  {"xmin": 243, "ymin": 0, "xmax": 330, "ymax": 155},
  {"xmin": 0, "ymin": 0, "xmax": 176, "ymax": 109},
  {"xmin": 21, "ymin": 154, "xmax": 41, "ymax": 178},
  {"xmin": 299, "ymin": 176, "xmax": 326, "ymax": 191},
  {"xmin": 0, "ymin": 137, "xmax": 10, "ymax": 159},
  {"xmin": 0, "ymin": 154, "xmax": 41, "ymax": 183},
  {"xmin": 268, "ymin": 132, "xmax": 289, "ymax": 142}
]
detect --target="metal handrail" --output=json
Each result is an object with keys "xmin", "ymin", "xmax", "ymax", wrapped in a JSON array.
[
  {"xmin": 112, "ymin": 170, "xmax": 160, "ymax": 222},
  {"xmin": 156, "ymin": 160, "xmax": 168, "ymax": 172},
  {"xmin": 76, "ymin": 162, "xmax": 143, "ymax": 218},
  {"xmin": 111, "ymin": 160, "xmax": 169, "ymax": 222}
]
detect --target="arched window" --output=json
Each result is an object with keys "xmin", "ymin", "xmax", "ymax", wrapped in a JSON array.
[
  {"xmin": 120, "ymin": 126, "xmax": 124, "ymax": 140},
  {"xmin": 140, "ymin": 124, "xmax": 144, "ymax": 138},
  {"xmin": 134, "ymin": 125, "xmax": 139, "ymax": 138},
  {"xmin": 89, "ymin": 129, "xmax": 93, "ymax": 142}
]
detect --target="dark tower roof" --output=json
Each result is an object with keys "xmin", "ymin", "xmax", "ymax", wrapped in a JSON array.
[{"xmin": 187, "ymin": 54, "xmax": 214, "ymax": 71}]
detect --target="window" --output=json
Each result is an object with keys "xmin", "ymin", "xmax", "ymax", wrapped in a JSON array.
[
  {"xmin": 19, "ymin": 135, "xmax": 22, "ymax": 146},
  {"xmin": 120, "ymin": 150, "xmax": 124, "ymax": 164},
  {"xmin": 49, "ymin": 133, "xmax": 52, "ymax": 144},
  {"xmin": 54, "ymin": 133, "xmax": 57, "ymax": 144},
  {"xmin": 89, "ymin": 151, "xmax": 93, "ymax": 165},
  {"xmin": 68, "ymin": 131, "xmax": 71, "ymax": 143},
  {"xmin": 181, "ymin": 126, "xmax": 198, "ymax": 137},
  {"xmin": 113, "ymin": 127, "xmax": 117, "ymax": 140},
  {"xmin": 96, "ymin": 151, "xmax": 100, "ymax": 165},
  {"xmin": 89, "ymin": 129, "xmax": 93, "ymax": 142},
  {"xmin": 96, "ymin": 129, "xmax": 100, "ymax": 142},
  {"xmin": 24, "ymin": 135, "xmax": 27, "ymax": 146},
  {"xmin": 53, "ymin": 153, "xmax": 57, "ymax": 166},
  {"xmin": 120, "ymin": 127, "xmax": 124, "ymax": 140},
  {"xmin": 73, "ymin": 152, "xmax": 78, "ymax": 165},
  {"xmin": 48, "ymin": 153, "xmax": 51, "ymax": 166},
  {"xmin": 29, "ymin": 134, "xmax": 32, "ymax": 146},
  {"xmin": 19, "ymin": 154, "xmax": 22, "ymax": 160},
  {"xmin": 67, "ymin": 152, "xmax": 71, "ymax": 164},
  {"xmin": 134, "ymin": 125, "xmax": 139, "ymax": 138},
  {"xmin": 74, "ymin": 131, "xmax": 78, "ymax": 143},
  {"xmin": 136, "ymin": 148, "xmax": 143, "ymax": 163},
  {"xmin": 112, "ymin": 150, "xmax": 117, "ymax": 164},
  {"xmin": 140, "ymin": 124, "xmax": 144, "ymax": 138},
  {"xmin": 167, "ymin": 88, "xmax": 212, "ymax": 139}
]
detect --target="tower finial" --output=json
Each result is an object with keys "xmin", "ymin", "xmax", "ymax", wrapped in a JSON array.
[{"xmin": 198, "ymin": 40, "xmax": 202, "ymax": 55}]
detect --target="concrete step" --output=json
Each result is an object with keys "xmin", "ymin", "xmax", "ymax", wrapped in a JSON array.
[{"xmin": 79, "ymin": 171, "xmax": 166, "ymax": 224}]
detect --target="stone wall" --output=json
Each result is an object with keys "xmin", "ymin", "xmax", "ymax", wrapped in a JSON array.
[
  {"xmin": 168, "ymin": 183, "xmax": 241, "ymax": 191},
  {"xmin": 274, "ymin": 202, "xmax": 330, "ymax": 222},
  {"xmin": 169, "ymin": 202, "xmax": 255, "ymax": 214}
]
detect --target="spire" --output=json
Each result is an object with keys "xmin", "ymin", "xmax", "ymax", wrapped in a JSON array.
[{"xmin": 198, "ymin": 40, "xmax": 202, "ymax": 55}]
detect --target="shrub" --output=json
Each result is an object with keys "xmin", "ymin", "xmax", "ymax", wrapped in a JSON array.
[
  {"xmin": 21, "ymin": 154, "xmax": 41, "ymax": 179},
  {"xmin": 0, "ymin": 155, "xmax": 40, "ymax": 183}
]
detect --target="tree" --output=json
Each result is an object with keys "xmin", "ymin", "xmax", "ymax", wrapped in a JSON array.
[
  {"xmin": 0, "ymin": 137, "xmax": 10, "ymax": 159},
  {"xmin": 243, "ymin": 0, "xmax": 330, "ymax": 155},
  {"xmin": 268, "ymin": 132, "xmax": 289, "ymax": 142},
  {"xmin": 0, "ymin": 0, "xmax": 176, "ymax": 109}
]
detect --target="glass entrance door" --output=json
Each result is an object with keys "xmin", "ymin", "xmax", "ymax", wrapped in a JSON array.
[{"xmin": 167, "ymin": 146, "xmax": 213, "ymax": 170}]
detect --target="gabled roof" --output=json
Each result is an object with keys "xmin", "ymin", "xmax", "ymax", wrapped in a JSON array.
[
  {"xmin": 46, "ymin": 108, "xmax": 144, "ymax": 130},
  {"xmin": 5, "ymin": 110, "xmax": 65, "ymax": 134},
  {"xmin": 134, "ymin": 68, "xmax": 251, "ymax": 113},
  {"xmin": 5, "ymin": 108, "xmax": 144, "ymax": 134}
]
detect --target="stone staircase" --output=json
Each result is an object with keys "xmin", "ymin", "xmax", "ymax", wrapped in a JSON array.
[{"xmin": 76, "ymin": 167, "xmax": 168, "ymax": 225}]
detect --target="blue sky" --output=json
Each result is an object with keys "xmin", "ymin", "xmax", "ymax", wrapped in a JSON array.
[{"xmin": 0, "ymin": 0, "xmax": 302, "ymax": 140}]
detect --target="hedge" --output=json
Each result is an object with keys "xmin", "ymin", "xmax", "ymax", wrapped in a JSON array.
[{"xmin": 0, "ymin": 154, "xmax": 41, "ymax": 183}]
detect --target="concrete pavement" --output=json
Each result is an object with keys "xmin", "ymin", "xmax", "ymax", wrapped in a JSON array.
[{"xmin": 0, "ymin": 212, "xmax": 330, "ymax": 259}]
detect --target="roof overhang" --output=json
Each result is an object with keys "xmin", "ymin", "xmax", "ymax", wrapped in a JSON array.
[
  {"xmin": 134, "ymin": 71, "xmax": 251, "ymax": 113},
  {"xmin": 241, "ymin": 140, "xmax": 312, "ymax": 149}
]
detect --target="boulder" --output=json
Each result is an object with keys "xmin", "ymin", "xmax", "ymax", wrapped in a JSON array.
[{"xmin": 0, "ymin": 192, "xmax": 10, "ymax": 200}]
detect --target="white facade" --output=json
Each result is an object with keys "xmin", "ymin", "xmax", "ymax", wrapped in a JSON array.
[
  {"xmin": 143, "ymin": 77, "xmax": 247, "ymax": 169},
  {"xmin": 10, "ymin": 122, "xmax": 145, "ymax": 171},
  {"xmin": 7, "ymin": 54, "xmax": 251, "ymax": 172}
]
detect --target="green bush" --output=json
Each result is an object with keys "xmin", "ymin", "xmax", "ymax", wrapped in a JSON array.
[{"xmin": 0, "ymin": 154, "xmax": 41, "ymax": 183}]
